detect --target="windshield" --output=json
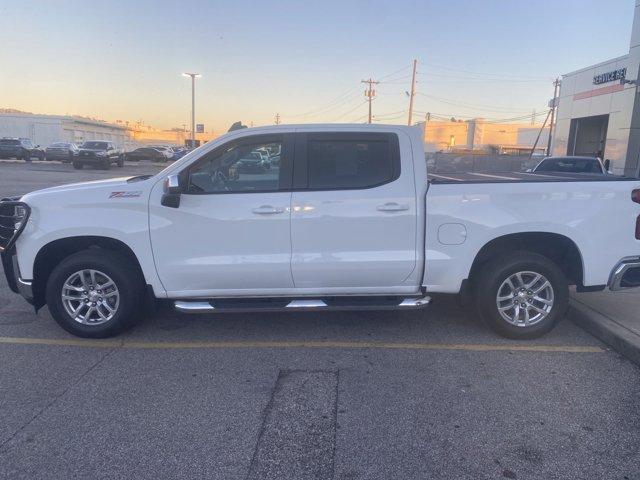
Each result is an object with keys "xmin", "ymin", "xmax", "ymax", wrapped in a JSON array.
[{"xmin": 81, "ymin": 141, "xmax": 108, "ymax": 149}]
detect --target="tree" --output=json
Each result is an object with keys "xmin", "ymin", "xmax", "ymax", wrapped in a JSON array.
[{"xmin": 228, "ymin": 121, "xmax": 248, "ymax": 132}]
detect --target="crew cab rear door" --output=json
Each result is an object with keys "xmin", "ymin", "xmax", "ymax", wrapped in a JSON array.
[{"xmin": 290, "ymin": 131, "xmax": 418, "ymax": 293}]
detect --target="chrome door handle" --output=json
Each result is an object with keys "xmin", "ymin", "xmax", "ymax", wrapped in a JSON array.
[
  {"xmin": 252, "ymin": 205, "xmax": 284, "ymax": 214},
  {"xmin": 377, "ymin": 202, "xmax": 409, "ymax": 212}
]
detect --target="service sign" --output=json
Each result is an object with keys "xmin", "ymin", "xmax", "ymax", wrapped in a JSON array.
[{"xmin": 593, "ymin": 67, "xmax": 626, "ymax": 85}]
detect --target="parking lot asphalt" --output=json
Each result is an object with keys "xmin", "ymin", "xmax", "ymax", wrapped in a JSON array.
[{"xmin": 1, "ymin": 160, "xmax": 639, "ymax": 480}]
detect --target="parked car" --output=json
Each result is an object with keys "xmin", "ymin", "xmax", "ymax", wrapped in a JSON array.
[
  {"xmin": 529, "ymin": 156, "xmax": 611, "ymax": 175},
  {"xmin": 45, "ymin": 142, "xmax": 79, "ymax": 163},
  {"xmin": 169, "ymin": 146, "xmax": 188, "ymax": 160},
  {"xmin": 0, "ymin": 138, "xmax": 45, "ymax": 161},
  {"xmin": 148, "ymin": 146, "xmax": 174, "ymax": 160},
  {"xmin": 125, "ymin": 147, "xmax": 167, "ymax": 162},
  {"xmin": 3, "ymin": 124, "xmax": 640, "ymax": 340},
  {"xmin": 73, "ymin": 141, "xmax": 124, "ymax": 169}
]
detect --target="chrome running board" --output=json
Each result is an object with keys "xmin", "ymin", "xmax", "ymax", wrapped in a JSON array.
[
  {"xmin": 173, "ymin": 295, "xmax": 430, "ymax": 314},
  {"xmin": 174, "ymin": 301, "xmax": 215, "ymax": 313}
]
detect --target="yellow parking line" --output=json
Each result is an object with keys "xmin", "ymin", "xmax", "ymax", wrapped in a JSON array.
[{"xmin": 0, "ymin": 336, "xmax": 604, "ymax": 353}]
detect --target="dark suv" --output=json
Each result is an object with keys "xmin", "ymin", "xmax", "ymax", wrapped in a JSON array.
[
  {"xmin": 73, "ymin": 141, "xmax": 124, "ymax": 169},
  {"xmin": 0, "ymin": 138, "xmax": 45, "ymax": 161}
]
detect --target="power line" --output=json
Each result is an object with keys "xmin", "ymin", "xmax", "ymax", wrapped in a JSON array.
[
  {"xmin": 332, "ymin": 101, "xmax": 368, "ymax": 122},
  {"xmin": 378, "ymin": 64, "xmax": 413, "ymax": 81},
  {"xmin": 285, "ymin": 86, "xmax": 360, "ymax": 119},
  {"xmin": 416, "ymin": 93, "xmax": 546, "ymax": 114},
  {"xmin": 417, "ymin": 72, "xmax": 547, "ymax": 83},
  {"xmin": 424, "ymin": 62, "xmax": 552, "ymax": 80}
]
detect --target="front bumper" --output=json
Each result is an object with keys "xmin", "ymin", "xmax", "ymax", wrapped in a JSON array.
[
  {"xmin": 1, "ymin": 249, "xmax": 33, "ymax": 303},
  {"xmin": 608, "ymin": 257, "xmax": 640, "ymax": 291}
]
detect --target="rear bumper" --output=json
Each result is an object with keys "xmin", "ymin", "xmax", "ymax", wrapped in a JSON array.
[
  {"xmin": 1, "ymin": 249, "xmax": 33, "ymax": 303},
  {"xmin": 608, "ymin": 257, "xmax": 640, "ymax": 291}
]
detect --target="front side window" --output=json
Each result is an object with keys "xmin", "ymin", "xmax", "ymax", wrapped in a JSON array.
[
  {"xmin": 187, "ymin": 138, "xmax": 283, "ymax": 194},
  {"xmin": 307, "ymin": 136, "xmax": 397, "ymax": 189}
]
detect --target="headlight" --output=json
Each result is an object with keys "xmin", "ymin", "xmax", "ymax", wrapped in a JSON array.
[{"xmin": 14, "ymin": 205, "xmax": 27, "ymax": 229}]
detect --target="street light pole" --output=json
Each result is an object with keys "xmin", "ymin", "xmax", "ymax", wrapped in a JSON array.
[{"xmin": 182, "ymin": 72, "xmax": 201, "ymax": 147}]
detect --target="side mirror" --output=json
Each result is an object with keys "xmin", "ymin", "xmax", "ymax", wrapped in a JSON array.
[{"xmin": 161, "ymin": 174, "xmax": 181, "ymax": 208}]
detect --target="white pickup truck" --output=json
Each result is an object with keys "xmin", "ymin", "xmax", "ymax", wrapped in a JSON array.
[{"xmin": 2, "ymin": 125, "xmax": 640, "ymax": 339}]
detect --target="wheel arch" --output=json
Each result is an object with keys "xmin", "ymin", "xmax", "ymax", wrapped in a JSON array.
[
  {"xmin": 32, "ymin": 236, "xmax": 146, "ymax": 308},
  {"xmin": 467, "ymin": 232, "xmax": 585, "ymax": 290}
]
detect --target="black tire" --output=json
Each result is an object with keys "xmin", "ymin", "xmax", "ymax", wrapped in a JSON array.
[
  {"xmin": 98, "ymin": 160, "xmax": 110, "ymax": 170},
  {"xmin": 45, "ymin": 250, "xmax": 144, "ymax": 338},
  {"xmin": 72, "ymin": 162, "xmax": 83, "ymax": 170},
  {"xmin": 23, "ymin": 151, "xmax": 32, "ymax": 162},
  {"xmin": 117, "ymin": 155, "xmax": 125, "ymax": 167},
  {"xmin": 474, "ymin": 251, "xmax": 569, "ymax": 339},
  {"xmin": 38, "ymin": 152, "xmax": 45, "ymax": 161}
]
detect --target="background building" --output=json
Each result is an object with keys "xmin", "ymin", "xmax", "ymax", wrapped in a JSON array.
[
  {"xmin": 0, "ymin": 111, "xmax": 129, "ymax": 148},
  {"xmin": 553, "ymin": 1, "xmax": 640, "ymax": 176},
  {"xmin": 0, "ymin": 111, "xmax": 216, "ymax": 150},
  {"xmin": 418, "ymin": 117, "xmax": 549, "ymax": 154}
]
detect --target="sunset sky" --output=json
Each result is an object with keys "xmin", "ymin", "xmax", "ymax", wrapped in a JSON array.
[{"xmin": 0, "ymin": 0, "xmax": 634, "ymax": 134}]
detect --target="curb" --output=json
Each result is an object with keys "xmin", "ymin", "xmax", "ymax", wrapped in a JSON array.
[{"xmin": 568, "ymin": 299, "xmax": 640, "ymax": 366}]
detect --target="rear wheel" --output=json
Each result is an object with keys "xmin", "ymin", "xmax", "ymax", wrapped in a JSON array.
[
  {"xmin": 474, "ymin": 251, "xmax": 569, "ymax": 339},
  {"xmin": 72, "ymin": 162, "xmax": 83, "ymax": 170},
  {"xmin": 45, "ymin": 250, "xmax": 144, "ymax": 338}
]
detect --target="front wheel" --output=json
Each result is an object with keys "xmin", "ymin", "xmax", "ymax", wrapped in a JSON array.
[
  {"xmin": 72, "ymin": 162, "xmax": 83, "ymax": 170},
  {"xmin": 117, "ymin": 155, "xmax": 125, "ymax": 167},
  {"xmin": 474, "ymin": 251, "xmax": 569, "ymax": 339},
  {"xmin": 23, "ymin": 151, "xmax": 32, "ymax": 162},
  {"xmin": 45, "ymin": 250, "xmax": 144, "ymax": 338}
]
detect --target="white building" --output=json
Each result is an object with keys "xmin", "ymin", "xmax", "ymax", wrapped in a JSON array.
[
  {"xmin": 0, "ymin": 112, "xmax": 129, "ymax": 148},
  {"xmin": 553, "ymin": 1, "xmax": 640, "ymax": 176}
]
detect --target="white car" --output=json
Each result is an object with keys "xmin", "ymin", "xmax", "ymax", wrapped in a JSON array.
[
  {"xmin": 2, "ymin": 124, "xmax": 640, "ymax": 340},
  {"xmin": 149, "ymin": 146, "xmax": 174, "ymax": 160},
  {"xmin": 529, "ymin": 156, "xmax": 612, "ymax": 175}
]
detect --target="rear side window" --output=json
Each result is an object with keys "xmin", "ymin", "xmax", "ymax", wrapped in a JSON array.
[
  {"xmin": 0, "ymin": 139, "xmax": 20, "ymax": 145},
  {"xmin": 306, "ymin": 134, "xmax": 399, "ymax": 189}
]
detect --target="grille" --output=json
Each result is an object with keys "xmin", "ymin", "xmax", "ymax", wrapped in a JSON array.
[{"xmin": 0, "ymin": 200, "xmax": 30, "ymax": 252}]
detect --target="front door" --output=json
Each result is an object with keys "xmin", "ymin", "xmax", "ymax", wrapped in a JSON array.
[
  {"xmin": 290, "ymin": 131, "xmax": 418, "ymax": 293},
  {"xmin": 149, "ymin": 134, "xmax": 294, "ymax": 297}
]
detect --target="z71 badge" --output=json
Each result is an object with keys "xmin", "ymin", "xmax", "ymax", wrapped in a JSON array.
[{"xmin": 109, "ymin": 191, "xmax": 142, "ymax": 199}]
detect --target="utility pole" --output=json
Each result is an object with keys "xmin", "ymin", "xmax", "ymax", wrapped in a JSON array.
[
  {"xmin": 531, "ymin": 109, "xmax": 536, "ymax": 126},
  {"xmin": 361, "ymin": 78, "xmax": 379, "ymax": 124},
  {"xmin": 182, "ymin": 72, "xmax": 201, "ymax": 147},
  {"xmin": 530, "ymin": 109, "xmax": 552, "ymax": 159},
  {"xmin": 546, "ymin": 77, "xmax": 561, "ymax": 156},
  {"xmin": 275, "ymin": 113, "xmax": 281, "ymax": 125},
  {"xmin": 423, "ymin": 112, "xmax": 430, "ymax": 145},
  {"xmin": 407, "ymin": 59, "xmax": 418, "ymax": 126}
]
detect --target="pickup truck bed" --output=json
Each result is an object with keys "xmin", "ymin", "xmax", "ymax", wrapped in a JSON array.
[{"xmin": 428, "ymin": 171, "xmax": 637, "ymax": 184}]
